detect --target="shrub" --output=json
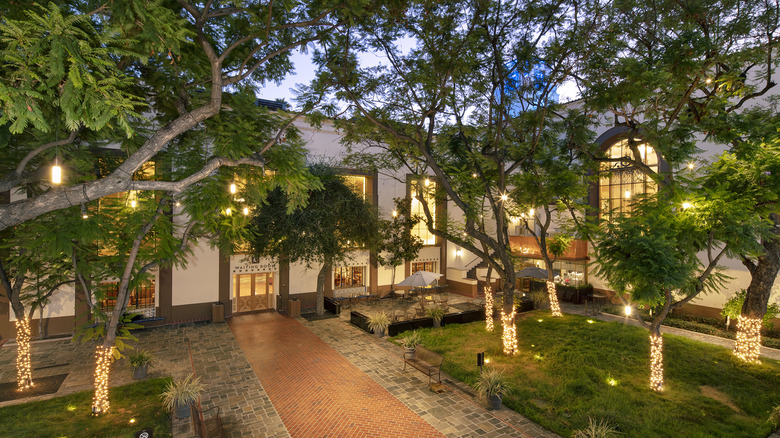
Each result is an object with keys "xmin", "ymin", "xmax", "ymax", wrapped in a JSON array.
[
  {"xmin": 572, "ymin": 417, "xmax": 622, "ymax": 438},
  {"xmin": 400, "ymin": 330, "xmax": 421, "ymax": 349},
  {"xmin": 474, "ymin": 367, "xmax": 511, "ymax": 398}
]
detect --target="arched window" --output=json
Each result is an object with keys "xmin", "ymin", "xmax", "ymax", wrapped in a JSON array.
[{"xmin": 599, "ymin": 139, "xmax": 658, "ymax": 218}]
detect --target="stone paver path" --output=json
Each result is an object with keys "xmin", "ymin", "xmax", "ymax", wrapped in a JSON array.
[
  {"xmin": 228, "ymin": 312, "xmax": 444, "ymax": 438},
  {"xmin": 302, "ymin": 316, "xmax": 559, "ymax": 438}
]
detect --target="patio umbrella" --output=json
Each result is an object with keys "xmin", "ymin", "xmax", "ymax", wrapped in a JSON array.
[
  {"xmin": 396, "ymin": 271, "xmax": 443, "ymax": 287},
  {"xmin": 515, "ymin": 266, "xmax": 549, "ymax": 280}
]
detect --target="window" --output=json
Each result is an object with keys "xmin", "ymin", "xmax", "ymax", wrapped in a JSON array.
[
  {"xmin": 334, "ymin": 266, "xmax": 365, "ymax": 289},
  {"xmin": 411, "ymin": 179, "xmax": 436, "ymax": 245},
  {"xmin": 99, "ymin": 280, "xmax": 156, "ymax": 317},
  {"xmin": 342, "ymin": 175, "xmax": 366, "ymax": 200},
  {"xmin": 599, "ymin": 140, "xmax": 658, "ymax": 218},
  {"xmin": 411, "ymin": 261, "xmax": 436, "ymax": 273}
]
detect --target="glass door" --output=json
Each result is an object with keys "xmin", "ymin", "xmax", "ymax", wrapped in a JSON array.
[{"xmin": 234, "ymin": 273, "xmax": 274, "ymax": 313}]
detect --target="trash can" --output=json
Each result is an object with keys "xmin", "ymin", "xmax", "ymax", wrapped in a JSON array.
[
  {"xmin": 288, "ymin": 298, "xmax": 301, "ymax": 318},
  {"xmin": 211, "ymin": 302, "xmax": 224, "ymax": 323}
]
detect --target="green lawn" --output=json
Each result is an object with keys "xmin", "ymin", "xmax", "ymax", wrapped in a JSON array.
[
  {"xmin": 0, "ymin": 377, "xmax": 172, "ymax": 438},
  {"xmin": 402, "ymin": 311, "xmax": 780, "ymax": 438}
]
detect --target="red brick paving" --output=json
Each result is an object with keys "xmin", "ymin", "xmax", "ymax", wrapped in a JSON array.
[{"xmin": 228, "ymin": 312, "xmax": 445, "ymax": 438}]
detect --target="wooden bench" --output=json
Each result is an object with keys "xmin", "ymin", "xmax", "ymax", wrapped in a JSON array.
[
  {"xmin": 403, "ymin": 346, "xmax": 443, "ymax": 384},
  {"xmin": 191, "ymin": 404, "xmax": 226, "ymax": 438}
]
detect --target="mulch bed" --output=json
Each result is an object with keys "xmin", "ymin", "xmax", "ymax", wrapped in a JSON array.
[{"xmin": 0, "ymin": 373, "xmax": 68, "ymax": 402}]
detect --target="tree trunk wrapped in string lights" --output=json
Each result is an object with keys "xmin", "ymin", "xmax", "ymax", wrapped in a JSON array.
[
  {"xmin": 484, "ymin": 286, "xmax": 494, "ymax": 331},
  {"xmin": 547, "ymin": 280, "xmax": 562, "ymax": 317},
  {"xmin": 649, "ymin": 333, "xmax": 664, "ymax": 392},
  {"xmin": 15, "ymin": 317, "xmax": 32, "ymax": 391},
  {"xmin": 734, "ymin": 316, "xmax": 762, "ymax": 363},
  {"xmin": 91, "ymin": 345, "xmax": 113, "ymax": 415},
  {"xmin": 501, "ymin": 310, "xmax": 518, "ymax": 355}
]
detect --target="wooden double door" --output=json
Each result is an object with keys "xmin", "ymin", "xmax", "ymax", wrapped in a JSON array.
[{"xmin": 234, "ymin": 273, "xmax": 274, "ymax": 313}]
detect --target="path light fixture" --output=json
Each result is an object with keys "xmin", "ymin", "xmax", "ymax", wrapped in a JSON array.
[
  {"xmin": 682, "ymin": 202, "xmax": 692, "ymax": 210},
  {"xmin": 225, "ymin": 208, "xmax": 232, "ymax": 215},
  {"xmin": 624, "ymin": 305, "xmax": 632, "ymax": 316}
]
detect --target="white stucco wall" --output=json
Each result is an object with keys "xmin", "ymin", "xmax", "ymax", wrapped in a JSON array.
[
  {"xmin": 289, "ymin": 261, "xmax": 319, "ymax": 294},
  {"xmin": 172, "ymin": 238, "xmax": 220, "ymax": 306},
  {"xmin": 9, "ymin": 284, "xmax": 76, "ymax": 321}
]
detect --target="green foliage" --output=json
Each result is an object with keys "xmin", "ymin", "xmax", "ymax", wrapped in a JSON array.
[
  {"xmin": 248, "ymin": 164, "xmax": 380, "ymax": 268},
  {"xmin": 377, "ymin": 198, "xmax": 424, "ymax": 276},
  {"xmin": 128, "ymin": 349, "xmax": 153, "ymax": 368},
  {"xmin": 160, "ymin": 373, "xmax": 204, "ymax": 410},
  {"xmin": 426, "ymin": 305, "xmax": 446, "ymax": 322},
  {"xmin": 572, "ymin": 418, "xmax": 623, "ymax": 438},
  {"xmin": 367, "ymin": 311, "xmax": 390, "ymax": 332},
  {"xmin": 415, "ymin": 316, "xmax": 780, "ymax": 437},
  {"xmin": 721, "ymin": 290, "xmax": 780, "ymax": 329},
  {"xmin": 399, "ymin": 330, "xmax": 421, "ymax": 349},
  {"xmin": 474, "ymin": 367, "xmax": 511, "ymax": 397},
  {"xmin": 0, "ymin": 377, "xmax": 172, "ymax": 437}
]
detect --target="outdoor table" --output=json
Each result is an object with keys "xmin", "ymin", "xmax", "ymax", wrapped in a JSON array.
[{"xmin": 585, "ymin": 292, "xmax": 609, "ymax": 315}]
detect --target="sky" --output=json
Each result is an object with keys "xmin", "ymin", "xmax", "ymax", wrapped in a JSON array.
[{"xmin": 258, "ymin": 48, "xmax": 581, "ymax": 106}]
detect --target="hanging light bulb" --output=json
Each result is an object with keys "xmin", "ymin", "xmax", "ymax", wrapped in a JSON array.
[
  {"xmin": 529, "ymin": 208, "xmax": 535, "ymax": 216},
  {"xmin": 392, "ymin": 210, "xmax": 398, "ymax": 217},
  {"xmin": 682, "ymin": 202, "xmax": 692, "ymax": 210},
  {"xmin": 243, "ymin": 207, "xmax": 249, "ymax": 216},
  {"xmin": 424, "ymin": 178, "xmax": 430, "ymax": 186},
  {"xmin": 225, "ymin": 208, "xmax": 232, "ymax": 215},
  {"xmin": 688, "ymin": 162, "xmax": 695, "ymax": 170},
  {"xmin": 229, "ymin": 182, "xmax": 237, "ymax": 194},
  {"xmin": 500, "ymin": 194, "xmax": 508, "ymax": 201},
  {"xmin": 51, "ymin": 157, "xmax": 62, "ymax": 185},
  {"xmin": 624, "ymin": 190, "xmax": 631, "ymax": 199}
]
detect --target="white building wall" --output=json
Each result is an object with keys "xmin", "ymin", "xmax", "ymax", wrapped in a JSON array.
[
  {"xmin": 9, "ymin": 284, "xmax": 76, "ymax": 321},
  {"xmin": 172, "ymin": 238, "xmax": 220, "ymax": 306}
]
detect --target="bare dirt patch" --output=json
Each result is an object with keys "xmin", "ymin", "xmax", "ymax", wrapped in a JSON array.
[{"xmin": 700, "ymin": 385, "xmax": 743, "ymax": 413}]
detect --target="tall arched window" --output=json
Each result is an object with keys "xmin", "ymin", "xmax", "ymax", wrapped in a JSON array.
[{"xmin": 599, "ymin": 139, "xmax": 658, "ymax": 218}]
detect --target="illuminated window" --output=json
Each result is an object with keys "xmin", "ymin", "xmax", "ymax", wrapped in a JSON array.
[
  {"xmin": 599, "ymin": 140, "xmax": 658, "ymax": 218},
  {"xmin": 99, "ymin": 280, "xmax": 155, "ymax": 317},
  {"xmin": 411, "ymin": 261, "xmax": 436, "ymax": 273},
  {"xmin": 411, "ymin": 180, "xmax": 436, "ymax": 245},
  {"xmin": 334, "ymin": 266, "xmax": 365, "ymax": 289},
  {"xmin": 342, "ymin": 175, "xmax": 367, "ymax": 200}
]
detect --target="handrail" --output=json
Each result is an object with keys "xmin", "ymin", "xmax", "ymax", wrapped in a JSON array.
[{"xmin": 463, "ymin": 255, "xmax": 483, "ymax": 270}]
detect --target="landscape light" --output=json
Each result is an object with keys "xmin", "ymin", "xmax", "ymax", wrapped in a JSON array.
[
  {"xmin": 230, "ymin": 182, "xmax": 237, "ymax": 194},
  {"xmin": 225, "ymin": 208, "xmax": 232, "ymax": 215},
  {"xmin": 682, "ymin": 202, "xmax": 692, "ymax": 210},
  {"xmin": 624, "ymin": 305, "xmax": 632, "ymax": 316}
]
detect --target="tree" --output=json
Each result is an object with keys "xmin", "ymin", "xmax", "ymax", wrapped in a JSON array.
[
  {"xmin": 377, "ymin": 198, "xmax": 424, "ymax": 294},
  {"xmin": 1, "ymin": 0, "xmax": 370, "ymax": 412},
  {"xmin": 319, "ymin": 0, "xmax": 604, "ymax": 354},
  {"xmin": 569, "ymin": 0, "xmax": 780, "ymax": 386},
  {"xmin": 703, "ymin": 139, "xmax": 780, "ymax": 362},
  {"xmin": 248, "ymin": 165, "xmax": 380, "ymax": 316}
]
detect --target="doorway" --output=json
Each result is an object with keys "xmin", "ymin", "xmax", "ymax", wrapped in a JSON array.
[{"xmin": 234, "ymin": 273, "xmax": 274, "ymax": 313}]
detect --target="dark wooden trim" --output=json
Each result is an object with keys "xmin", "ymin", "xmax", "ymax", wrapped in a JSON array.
[
  {"xmin": 158, "ymin": 267, "xmax": 173, "ymax": 321},
  {"xmin": 218, "ymin": 250, "xmax": 231, "ymax": 317}
]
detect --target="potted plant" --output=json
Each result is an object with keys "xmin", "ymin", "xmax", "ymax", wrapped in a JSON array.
[
  {"xmin": 474, "ymin": 367, "xmax": 511, "ymax": 410},
  {"xmin": 427, "ymin": 306, "xmax": 445, "ymax": 328},
  {"xmin": 161, "ymin": 373, "xmax": 204, "ymax": 419},
  {"xmin": 128, "ymin": 349, "xmax": 153, "ymax": 380},
  {"xmin": 367, "ymin": 311, "xmax": 390, "ymax": 337},
  {"xmin": 399, "ymin": 330, "xmax": 421, "ymax": 359}
]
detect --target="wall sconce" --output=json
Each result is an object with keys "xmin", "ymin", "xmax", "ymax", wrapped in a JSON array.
[{"xmin": 456, "ymin": 249, "xmax": 463, "ymax": 257}]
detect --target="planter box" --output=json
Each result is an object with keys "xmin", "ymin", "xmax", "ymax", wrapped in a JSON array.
[
  {"xmin": 515, "ymin": 297, "xmax": 534, "ymax": 313},
  {"xmin": 324, "ymin": 296, "xmax": 341, "ymax": 315},
  {"xmin": 350, "ymin": 311, "xmax": 370, "ymax": 332}
]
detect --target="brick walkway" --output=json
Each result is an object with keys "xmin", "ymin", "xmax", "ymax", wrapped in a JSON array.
[
  {"xmin": 302, "ymin": 316, "xmax": 558, "ymax": 438},
  {"xmin": 228, "ymin": 312, "xmax": 445, "ymax": 438}
]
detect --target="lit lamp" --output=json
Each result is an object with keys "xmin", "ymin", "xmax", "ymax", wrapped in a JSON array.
[
  {"xmin": 624, "ymin": 190, "xmax": 631, "ymax": 199},
  {"xmin": 392, "ymin": 210, "xmax": 398, "ymax": 217},
  {"xmin": 225, "ymin": 208, "xmax": 232, "ymax": 215},
  {"xmin": 624, "ymin": 305, "xmax": 632, "ymax": 316},
  {"xmin": 243, "ymin": 207, "xmax": 249, "ymax": 216},
  {"xmin": 229, "ymin": 182, "xmax": 237, "ymax": 194},
  {"xmin": 500, "ymin": 194, "xmax": 508, "ymax": 201},
  {"xmin": 51, "ymin": 158, "xmax": 62, "ymax": 184},
  {"xmin": 682, "ymin": 202, "xmax": 692, "ymax": 210},
  {"xmin": 456, "ymin": 249, "xmax": 463, "ymax": 257}
]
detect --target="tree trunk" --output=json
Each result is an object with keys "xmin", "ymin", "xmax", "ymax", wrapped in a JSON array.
[
  {"xmin": 648, "ymin": 323, "xmax": 664, "ymax": 392},
  {"xmin": 316, "ymin": 259, "xmax": 330, "ymax": 316},
  {"xmin": 735, "ymin": 228, "xmax": 780, "ymax": 362}
]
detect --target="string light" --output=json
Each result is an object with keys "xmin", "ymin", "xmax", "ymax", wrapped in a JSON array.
[
  {"xmin": 547, "ymin": 281, "xmax": 562, "ymax": 317},
  {"xmin": 16, "ymin": 317, "xmax": 33, "ymax": 391},
  {"xmin": 92, "ymin": 345, "xmax": 113, "ymax": 415},
  {"xmin": 501, "ymin": 310, "xmax": 518, "ymax": 355},
  {"xmin": 734, "ymin": 316, "xmax": 762, "ymax": 363},
  {"xmin": 484, "ymin": 286, "xmax": 494, "ymax": 331},
  {"xmin": 649, "ymin": 333, "xmax": 664, "ymax": 391},
  {"xmin": 51, "ymin": 158, "xmax": 62, "ymax": 185}
]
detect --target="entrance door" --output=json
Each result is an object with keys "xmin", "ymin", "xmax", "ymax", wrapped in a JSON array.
[{"xmin": 234, "ymin": 273, "xmax": 274, "ymax": 313}]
